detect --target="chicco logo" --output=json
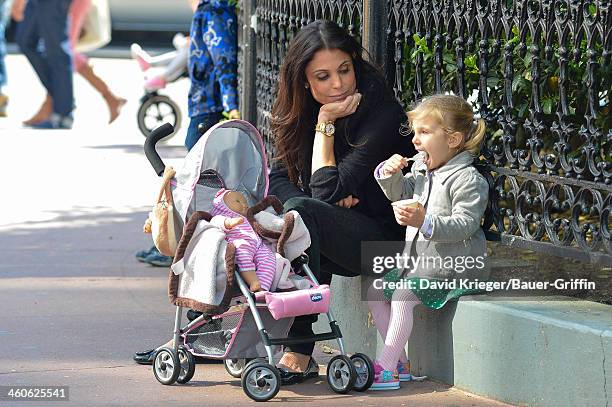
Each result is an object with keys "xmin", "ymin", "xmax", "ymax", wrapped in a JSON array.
[{"xmin": 310, "ymin": 293, "xmax": 322, "ymax": 302}]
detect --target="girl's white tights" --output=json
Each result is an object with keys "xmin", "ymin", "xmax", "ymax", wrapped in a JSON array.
[{"xmin": 367, "ymin": 284, "xmax": 420, "ymax": 372}]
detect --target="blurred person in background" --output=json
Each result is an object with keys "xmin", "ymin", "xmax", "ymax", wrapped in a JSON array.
[
  {"xmin": 16, "ymin": 0, "xmax": 126, "ymax": 126},
  {"xmin": 184, "ymin": 0, "xmax": 239, "ymax": 151},
  {"xmin": 0, "ymin": 0, "xmax": 12, "ymax": 116},
  {"xmin": 13, "ymin": 0, "xmax": 74, "ymax": 129}
]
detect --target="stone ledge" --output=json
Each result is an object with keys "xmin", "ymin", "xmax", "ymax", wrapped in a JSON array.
[
  {"xmin": 315, "ymin": 275, "xmax": 611, "ymax": 407},
  {"xmin": 408, "ymin": 296, "xmax": 611, "ymax": 407}
]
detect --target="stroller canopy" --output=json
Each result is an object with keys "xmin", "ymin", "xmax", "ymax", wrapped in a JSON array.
[{"xmin": 173, "ymin": 120, "xmax": 269, "ymax": 224}]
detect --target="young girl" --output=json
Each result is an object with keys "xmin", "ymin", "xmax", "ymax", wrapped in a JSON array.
[{"xmin": 367, "ymin": 94, "xmax": 490, "ymax": 390}]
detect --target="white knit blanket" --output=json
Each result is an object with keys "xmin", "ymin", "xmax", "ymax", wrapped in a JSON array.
[{"xmin": 171, "ymin": 220, "xmax": 228, "ymax": 306}]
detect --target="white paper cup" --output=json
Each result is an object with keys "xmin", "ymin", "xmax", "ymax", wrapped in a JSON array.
[{"xmin": 391, "ymin": 198, "xmax": 420, "ymax": 208}]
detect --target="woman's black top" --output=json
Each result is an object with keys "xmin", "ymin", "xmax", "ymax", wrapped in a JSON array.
[{"xmin": 269, "ymin": 73, "xmax": 415, "ymax": 238}]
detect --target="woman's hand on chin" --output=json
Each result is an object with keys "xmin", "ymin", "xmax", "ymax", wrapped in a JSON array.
[{"xmin": 318, "ymin": 93, "xmax": 362, "ymax": 123}]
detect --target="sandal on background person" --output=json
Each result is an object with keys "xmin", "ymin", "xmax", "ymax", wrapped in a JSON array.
[{"xmin": 133, "ymin": 349, "xmax": 156, "ymax": 365}]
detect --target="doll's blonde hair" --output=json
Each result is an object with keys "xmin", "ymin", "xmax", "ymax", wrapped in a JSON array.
[{"xmin": 407, "ymin": 94, "xmax": 486, "ymax": 156}]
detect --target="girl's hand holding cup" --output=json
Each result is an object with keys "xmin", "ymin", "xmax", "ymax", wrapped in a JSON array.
[{"xmin": 391, "ymin": 198, "xmax": 425, "ymax": 228}]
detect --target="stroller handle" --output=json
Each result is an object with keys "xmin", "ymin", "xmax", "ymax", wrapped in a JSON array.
[{"xmin": 144, "ymin": 123, "xmax": 174, "ymax": 176}]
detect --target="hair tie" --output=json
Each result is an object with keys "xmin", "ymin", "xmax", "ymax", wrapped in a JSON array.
[{"xmin": 466, "ymin": 120, "xmax": 478, "ymax": 140}]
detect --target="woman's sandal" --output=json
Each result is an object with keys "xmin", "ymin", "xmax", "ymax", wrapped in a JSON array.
[{"xmin": 278, "ymin": 357, "xmax": 319, "ymax": 385}]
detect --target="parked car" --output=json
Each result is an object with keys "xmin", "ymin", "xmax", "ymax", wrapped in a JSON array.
[{"xmin": 109, "ymin": 0, "xmax": 193, "ymax": 32}]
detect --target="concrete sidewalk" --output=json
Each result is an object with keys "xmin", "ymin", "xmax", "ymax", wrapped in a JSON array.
[{"xmin": 0, "ymin": 54, "xmax": 512, "ymax": 406}]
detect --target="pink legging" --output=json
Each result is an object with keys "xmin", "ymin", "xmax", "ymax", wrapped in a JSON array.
[
  {"xmin": 68, "ymin": 0, "xmax": 92, "ymax": 71},
  {"xmin": 367, "ymin": 284, "xmax": 421, "ymax": 372}
]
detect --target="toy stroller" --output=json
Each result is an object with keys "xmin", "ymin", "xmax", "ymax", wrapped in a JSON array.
[
  {"xmin": 132, "ymin": 38, "xmax": 188, "ymax": 139},
  {"xmin": 144, "ymin": 121, "xmax": 375, "ymax": 401},
  {"xmin": 137, "ymin": 90, "xmax": 183, "ymax": 139},
  {"xmin": 137, "ymin": 77, "xmax": 186, "ymax": 139}
]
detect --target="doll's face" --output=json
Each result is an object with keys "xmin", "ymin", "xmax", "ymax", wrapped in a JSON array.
[{"xmin": 223, "ymin": 191, "xmax": 248, "ymax": 215}]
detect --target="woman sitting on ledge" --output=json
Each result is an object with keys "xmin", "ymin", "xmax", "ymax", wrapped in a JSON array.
[{"xmin": 268, "ymin": 19, "xmax": 413, "ymax": 384}]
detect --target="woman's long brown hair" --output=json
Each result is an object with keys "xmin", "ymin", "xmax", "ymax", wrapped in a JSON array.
[{"xmin": 270, "ymin": 20, "xmax": 389, "ymax": 184}]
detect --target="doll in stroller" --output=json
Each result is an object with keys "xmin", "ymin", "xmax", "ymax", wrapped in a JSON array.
[
  {"xmin": 132, "ymin": 34, "xmax": 188, "ymax": 139},
  {"xmin": 143, "ymin": 121, "xmax": 375, "ymax": 401}
]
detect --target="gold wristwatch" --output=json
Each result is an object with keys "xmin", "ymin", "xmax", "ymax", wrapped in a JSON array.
[{"xmin": 315, "ymin": 121, "xmax": 336, "ymax": 137}]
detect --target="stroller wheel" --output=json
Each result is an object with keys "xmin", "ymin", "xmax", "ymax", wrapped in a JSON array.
[
  {"xmin": 137, "ymin": 94, "xmax": 181, "ymax": 138},
  {"xmin": 326, "ymin": 355, "xmax": 356, "ymax": 394},
  {"xmin": 350, "ymin": 353, "xmax": 374, "ymax": 391},
  {"xmin": 242, "ymin": 357, "xmax": 266, "ymax": 370},
  {"xmin": 153, "ymin": 348, "xmax": 181, "ymax": 385},
  {"xmin": 224, "ymin": 358, "xmax": 248, "ymax": 378},
  {"xmin": 176, "ymin": 346, "xmax": 196, "ymax": 384},
  {"xmin": 241, "ymin": 361, "xmax": 281, "ymax": 402}
]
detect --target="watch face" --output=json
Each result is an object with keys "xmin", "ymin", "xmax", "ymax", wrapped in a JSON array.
[{"xmin": 325, "ymin": 123, "xmax": 335, "ymax": 134}]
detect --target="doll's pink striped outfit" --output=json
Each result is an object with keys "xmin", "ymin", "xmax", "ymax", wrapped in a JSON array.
[{"xmin": 211, "ymin": 190, "xmax": 276, "ymax": 291}]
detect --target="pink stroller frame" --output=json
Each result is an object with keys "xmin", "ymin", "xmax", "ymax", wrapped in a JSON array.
[{"xmin": 144, "ymin": 122, "xmax": 375, "ymax": 401}]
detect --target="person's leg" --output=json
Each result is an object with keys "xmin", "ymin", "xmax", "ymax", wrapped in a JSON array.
[
  {"xmin": 280, "ymin": 197, "xmax": 393, "ymax": 369},
  {"xmin": 15, "ymin": 0, "xmax": 53, "ymax": 91},
  {"xmin": 0, "ymin": 0, "xmax": 9, "ymax": 89},
  {"xmin": 67, "ymin": 0, "xmax": 90, "ymax": 73},
  {"xmin": 185, "ymin": 115, "xmax": 204, "ymax": 151},
  {"xmin": 23, "ymin": 94, "xmax": 53, "ymax": 125},
  {"xmin": 367, "ymin": 283, "xmax": 392, "ymax": 344},
  {"xmin": 285, "ymin": 196, "xmax": 392, "ymax": 280},
  {"xmin": 68, "ymin": 0, "xmax": 125, "ymax": 123},
  {"xmin": 184, "ymin": 112, "xmax": 222, "ymax": 151},
  {"xmin": 37, "ymin": 0, "xmax": 73, "ymax": 117},
  {"xmin": 377, "ymin": 288, "xmax": 420, "ymax": 372},
  {"xmin": 15, "ymin": 1, "xmax": 57, "ymax": 125},
  {"xmin": 76, "ymin": 63, "xmax": 126, "ymax": 123},
  {"xmin": 0, "ymin": 0, "xmax": 10, "ymax": 116},
  {"xmin": 366, "ymin": 283, "xmax": 409, "ymax": 364}
]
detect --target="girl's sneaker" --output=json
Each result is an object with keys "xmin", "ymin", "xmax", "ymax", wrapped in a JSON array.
[
  {"xmin": 397, "ymin": 361, "xmax": 412, "ymax": 382},
  {"xmin": 370, "ymin": 361, "xmax": 400, "ymax": 391}
]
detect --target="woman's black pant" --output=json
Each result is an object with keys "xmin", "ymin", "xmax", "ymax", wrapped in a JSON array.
[{"xmin": 282, "ymin": 196, "xmax": 401, "ymax": 356}]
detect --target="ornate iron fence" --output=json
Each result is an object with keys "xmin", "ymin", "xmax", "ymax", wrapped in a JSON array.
[
  {"xmin": 385, "ymin": 0, "xmax": 611, "ymax": 265},
  {"xmin": 237, "ymin": 0, "xmax": 611, "ymax": 265}
]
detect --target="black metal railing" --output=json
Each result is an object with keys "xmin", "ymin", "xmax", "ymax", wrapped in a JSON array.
[{"xmin": 237, "ymin": 0, "xmax": 611, "ymax": 265}]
